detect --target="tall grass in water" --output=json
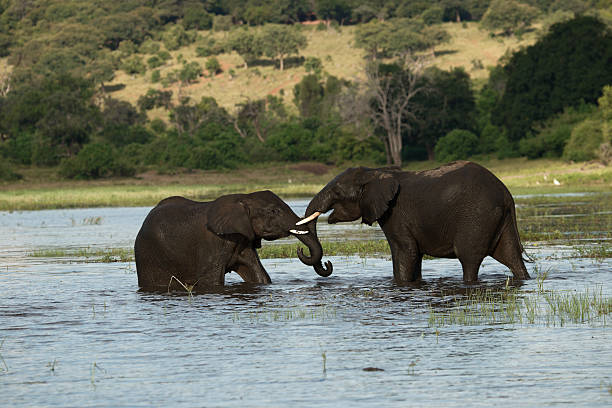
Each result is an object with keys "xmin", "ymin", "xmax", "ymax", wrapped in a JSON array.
[{"xmin": 428, "ymin": 285, "xmax": 611, "ymax": 328}]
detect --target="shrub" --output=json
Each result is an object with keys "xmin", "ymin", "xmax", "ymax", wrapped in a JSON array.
[
  {"xmin": 59, "ymin": 143, "xmax": 135, "ymax": 179},
  {"xmin": 336, "ymin": 134, "xmax": 385, "ymax": 164},
  {"xmin": 139, "ymin": 40, "xmax": 161, "ymax": 54},
  {"xmin": 434, "ymin": 129, "xmax": 479, "ymax": 162},
  {"xmin": 205, "ymin": 57, "xmax": 222, "ymax": 76},
  {"xmin": 147, "ymin": 55, "xmax": 164, "ymax": 69},
  {"xmin": 122, "ymin": 56, "xmax": 146, "ymax": 75},
  {"xmin": 162, "ymin": 24, "xmax": 197, "ymax": 51},
  {"xmin": 519, "ymin": 104, "xmax": 597, "ymax": 158},
  {"xmin": 421, "ymin": 6, "xmax": 444, "ymax": 25},
  {"xmin": 0, "ymin": 160, "xmax": 22, "ymax": 181},
  {"xmin": 563, "ymin": 118, "xmax": 603, "ymax": 162}
]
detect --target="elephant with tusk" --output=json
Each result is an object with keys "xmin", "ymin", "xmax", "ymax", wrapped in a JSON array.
[{"xmin": 135, "ymin": 190, "xmax": 332, "ymax": 291}]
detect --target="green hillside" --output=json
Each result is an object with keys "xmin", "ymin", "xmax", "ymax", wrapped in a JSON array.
[{"xmin": 106, "ymin": 22, "xmax": 538, "ymax": 117}]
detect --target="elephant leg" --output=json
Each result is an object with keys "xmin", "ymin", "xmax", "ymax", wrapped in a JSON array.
[
  {"xmin": 491, "ymin": 226, "xmax": 530, "ymax": 280},
  {"xmin": 233, "ymin": 247, "xmax": 271, "ymax": 284},
  {"xmin": 454, "ymin": 238, "xmax": 486, "ymax": 282},
  {"xmin": 389, "ymin": 237, "xmax": 422, "ymax": 284},
  {"xmin": 459, "ymin": 259, "xmax": 483, "ymax": 282}
]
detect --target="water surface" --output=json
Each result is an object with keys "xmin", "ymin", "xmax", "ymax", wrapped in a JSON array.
[{"xmin": 1, "ymin": 196, "xmax": 611, "ymax": 407}]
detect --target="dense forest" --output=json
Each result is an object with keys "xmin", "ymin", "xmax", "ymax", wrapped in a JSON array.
[{"xmin": 0, "ymin": 0, "xmax": 611, "ymax": 180}]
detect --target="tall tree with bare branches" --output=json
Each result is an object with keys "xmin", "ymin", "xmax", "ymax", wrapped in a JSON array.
[{"xmin": 365, "ymin": 57, "xmax": 429, "ymax": 166}]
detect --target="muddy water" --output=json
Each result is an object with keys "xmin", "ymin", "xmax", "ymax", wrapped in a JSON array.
[{"xmin": 1, "ymin": 196, "xmax": 611, "ymax": 407}]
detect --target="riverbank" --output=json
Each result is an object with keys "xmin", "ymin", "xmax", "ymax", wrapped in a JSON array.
[{"xmin": 1, "ymin": 158, "xmax": 610, "ymax": 211}]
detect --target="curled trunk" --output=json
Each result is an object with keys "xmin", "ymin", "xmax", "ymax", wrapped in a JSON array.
[
  {"xmin": 295, "ymin": 195, "xmax": 334, "ymax": 277},
  {"xmin": 295, "ymin": 223, "xmax": 332, "ymax": 277}
]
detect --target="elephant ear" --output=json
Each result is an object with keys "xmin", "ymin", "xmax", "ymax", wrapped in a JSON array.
[
  {"xmin": 359, "ymin": 171, "xmax": 399, "ymax": 225},
  {"xmin": 206, "ymin": 196, "xmax": 255, "ymax": 241}
]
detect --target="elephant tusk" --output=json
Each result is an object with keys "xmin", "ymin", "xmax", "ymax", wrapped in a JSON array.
[
  {"xmin": 289, "ymin": 229, "xmax": 309, "ymax": 235},
  {"xmin": 296, "ymin": 212, "xmax": 321, "ymax": 226}
]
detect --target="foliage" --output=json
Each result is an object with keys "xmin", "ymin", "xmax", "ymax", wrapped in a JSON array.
[
  {"xmin": 412, "ymin": 67, "xmax": 476, "ymax": 160},
  {"xmin": 481, "ymin": 0, "xmax": 540, "ymax": 36},
  {"xmin": 121, "ymin": 56, "xmax": 146, "ymax": 75},
  {"xmin": 162, "ymin": 24, "xmax": 197, "ymax": 51},
  {"xmin": 182, "ymin": 6, "xmax": 213, "ymax": 30},
  {"xmin": 205, "ymin": 57, "xmax": 221, "ymax": 76},
  {"xmin": 0, "ymin": 160, "xmax": 22, "ymax": 181},
  {"xmin": 434, "ymin": 129, "xmax": 479, "ymax": 162},
  {"xmin": 138, "ymin": 89, "xmax": 173, "ymax": 111},
  {"xmin": 259, "ymin": 24, "xmax": 307, "ymax": 71},
  {"xmin": 293, "ymin": 74, "xmax": 348, "ymax": 120},
  {"xmin": 493, "ymin": 16, "xmax": 612, "ymax": 142},
  {"xmin": 354, "ymin": 18, "xmax": 450, "ymax": 61},
  {"xmin": 563, "ymin": 118, "xmax": 604, "ymax": 162},
  {"xmin": 518, "ymin": 104, "xmax": 597, "ymax": 158},
  {"xmin": 59, "ymin": 143, "xmax": 135, "ymax": 179}
]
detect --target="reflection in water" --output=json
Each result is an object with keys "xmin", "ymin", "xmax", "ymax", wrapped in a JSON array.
[{"xmin": 0, "ymin": 197, "xmax": 611, "ymax": 407}]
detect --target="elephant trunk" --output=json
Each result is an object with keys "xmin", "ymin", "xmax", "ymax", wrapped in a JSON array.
[
  {"xmin": 295, "ymin": 223, "xmax": 332, "ymax": 277},
  {"xmin": 294, "ymin": 192, "xmax": 334, "ymax": 277}
]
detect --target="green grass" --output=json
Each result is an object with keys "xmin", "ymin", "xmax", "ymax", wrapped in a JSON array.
[
  {"xmin": 428, "ymin": 285, "xmax": 612, "ymax": 328},
  {"xmin": 260, "ymin": 239, "xmax": 391, "ymax": 259},
  {"xmin": 2, "ymin": 158, "xmax": 611, "ymax": 211},
  {"xmin": 230, "ymin": 306, "xmax": 337, "ymax": 323},
  {"xmin": 29, "ymin": 248, "xmax": 133, "ymax": 263}
]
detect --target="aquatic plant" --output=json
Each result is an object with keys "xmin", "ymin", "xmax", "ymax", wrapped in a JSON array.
[
  {"xmin": 428, "ymin": 285, "xmax": 611, "ymax": 328},
  {"xmin": 231, "ymin": 306, "xmax": 337, "ymax": 323}
]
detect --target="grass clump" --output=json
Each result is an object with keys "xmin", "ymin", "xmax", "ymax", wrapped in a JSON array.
[
  {"xmin": 29, "ymin": 247, "xmax": 133, "ymax": 263},
  {"xmin": 260, "ymin": 240, "xmax": 390, "ymax": 259},
  {"xmin": 231, "ymin": 306, "xmax": 337, "ymax": 323},
  {"xmin": 428, "ymin": 285, "xmax": 612, "ymax": 328}
]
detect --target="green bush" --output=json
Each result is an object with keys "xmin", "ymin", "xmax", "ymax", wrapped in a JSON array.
[
  {"xmin": 0, "ymin": 160, "xmax": 22, "ymax": 181},
  {"xmin": 563, "ymin": 118, "xmax": 604, "ymax": 161},
  {"xmin": 519, "ymin": 104, "xmax": 597, "ymax": 158},
  {"xmin": 336, "ymin": 134, "xmax": 386, "ymax": 164},
  {"xmin": 434, "ymin": 129, "xmax": 479, "ymax": 162},
  {"xmin": 421, "ymin": 6, "xmax": 444, "ymax": 25},
  {"xmin": 122, "ymin": 56, "xmax": 146, "ymax": 75},
  {"xmin": 151, "ymin": 70, "xmax": 161, "ymax": 83},
  {"xmin": 162, "ymin": 24, "xmax": 197, "ymax": 51},
  {"xmin": 139, "ymin": 40, "xmax": 161, "ymax": 54},
  {"xmin": 147, "ymin": 55, "xmax": 164, "ymax": 69},
  {"xmin": 205, "ymin": 57, "xmax": 222, "ymax": 76},
  {"xmin": 265, "ymin": 124, "xmax": 314, "ymax": 162},
  {"xmin": 59, "ymin": 143, "xmax": 135, "ymax": 179}
]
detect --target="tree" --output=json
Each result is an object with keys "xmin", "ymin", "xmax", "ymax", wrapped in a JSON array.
[
  {"xmin": 170, "ymin": 96, "xmax": 230, "ymax": 137},
  {"xmin": 354, "ymin": 19, "xmax": 449, "ymax": 62},
  {"xmin": 481, "ymin": 0, "xmax": 540, "ymax": 36},
  {"xmin": 226, "ymin": 28, "xmax": 262, "ymax": 68},
  {"xmin": 259, "ymin": 24, "xmax": 307, "ymax": 71},
  {"xmin": 493, "ymin": 16, "xmax": 612, "ymax": 142},
  {"xmin": 315, "ymin": 0, "xmax": 352, "ymax": 26},
  {"xmin": 233, "ymin": 95, "xmax": 287, "ymax": 142},
  {"xmin": 411, "ymin": 67, "xmax": 476, "ymax": 160},
  {"xmin": 293, "ymin": 73, "xmax": 348, "ymax": 120},
  {"xmin": 365, "ymin": 59, "xmax": 429, "ymax": 166}
]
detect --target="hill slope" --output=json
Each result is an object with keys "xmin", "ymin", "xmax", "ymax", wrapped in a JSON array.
[{"xmin": 107, "ymin": 22, "xmax": 538, "ymax": 118}]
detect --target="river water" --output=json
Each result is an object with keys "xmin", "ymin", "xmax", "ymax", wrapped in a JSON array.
[{"xmin": 1, "ymin": 197, "xmax": 610, "ymax": 407}]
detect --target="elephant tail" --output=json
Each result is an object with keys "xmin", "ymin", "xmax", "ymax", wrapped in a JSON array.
[{"xmin": 506, "ymin": 193, "xmax": 535, "ymax": 264}]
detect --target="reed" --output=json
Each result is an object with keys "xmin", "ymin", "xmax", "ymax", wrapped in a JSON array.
[
  {"xmin": 428, "ymin": 285, "xmax": 611, "ymax": 328},
  {"xmin": 231, "ymin": 306, "xmax": 336, "ymax": 323}
]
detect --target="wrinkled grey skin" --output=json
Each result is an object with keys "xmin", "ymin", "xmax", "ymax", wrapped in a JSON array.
[
  {"xmin": 304, "ymin": 161, "xmax": 530, "ymax": 283},
  {"xmin": 135, "ymin": 190, "xmax": 329, "ymax": 291}
]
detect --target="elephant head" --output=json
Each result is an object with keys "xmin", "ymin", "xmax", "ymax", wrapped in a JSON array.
[
  {"xmin": 207, "ymin": 190, "xmax": 332, "ymax": 276},
  {"xmin": 298, "ymin": 168, "xmax": 400, "ymax": 263}
]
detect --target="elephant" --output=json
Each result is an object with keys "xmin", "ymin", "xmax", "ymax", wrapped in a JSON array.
[
  {"xmin": 134, "ymin": 190, "xmax": 332, "ymax": 291},
  {"xmin": 298, "ymin": 161, "xmax": 530, "ymax": 283}
]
